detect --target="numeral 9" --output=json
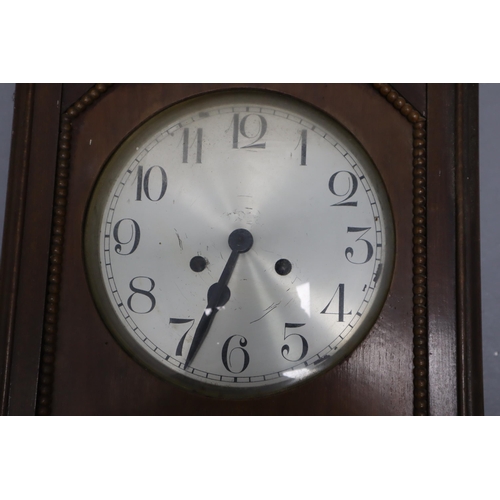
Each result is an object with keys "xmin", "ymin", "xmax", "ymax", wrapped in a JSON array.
[{"xmin": 113, "ymin": 218, "xmax": 140, "ymax": 255}]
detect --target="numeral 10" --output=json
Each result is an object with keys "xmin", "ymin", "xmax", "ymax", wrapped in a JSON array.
[{"xmin": 135, "ymin": 165, "xmax": 167, "ymax": 201}]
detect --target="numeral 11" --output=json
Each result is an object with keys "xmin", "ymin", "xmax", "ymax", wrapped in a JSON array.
[{"xmin": 182, "ymin": 128, "xmax": 203, "ymax": 163}]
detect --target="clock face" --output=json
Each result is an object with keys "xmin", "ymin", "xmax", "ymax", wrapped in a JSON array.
[{"xmin": 84, "ymin": 90, "xmax": 394, "ymax": 398}]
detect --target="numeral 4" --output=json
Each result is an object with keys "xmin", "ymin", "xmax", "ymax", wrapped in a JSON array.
[{"xmin": 321, "ymin": 284, "xmax": 352, "ymax": 322}]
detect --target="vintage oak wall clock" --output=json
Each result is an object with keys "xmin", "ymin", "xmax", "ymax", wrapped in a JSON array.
[{"xmin": 0, "ymin": 83, "xmax": 483, "ymax": 415}]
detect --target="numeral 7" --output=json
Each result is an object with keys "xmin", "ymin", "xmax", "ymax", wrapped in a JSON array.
[{"xmin": 170, "ymin": 318, "xmax": 195, "ymax": 356}]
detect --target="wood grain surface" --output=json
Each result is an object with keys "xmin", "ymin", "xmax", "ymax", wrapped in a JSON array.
[{"xmin": 0, "ymin": 83, "xmax": 482, "ymax": 415}]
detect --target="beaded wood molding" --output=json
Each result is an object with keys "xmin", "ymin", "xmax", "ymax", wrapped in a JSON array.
[
  {"xmin": 35, "ymin": 83, "xmax": 428, "ymax": 415},
  {"xmin": 372, "ymin": 84, "xmax": 428, "ymax": 416},
  {"xmin": 36, "ymin": 84, "xmax": 113, "ymax": 415}
]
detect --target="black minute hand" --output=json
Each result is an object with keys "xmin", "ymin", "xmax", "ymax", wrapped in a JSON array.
[{"xmin": 184, "ymin": 229, "xmax": 254, "ymax": 368}]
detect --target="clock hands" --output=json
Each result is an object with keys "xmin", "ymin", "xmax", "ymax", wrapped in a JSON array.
[{"xmin": 184, "ymin": 228, "xmax": 254, "ymax": 368}]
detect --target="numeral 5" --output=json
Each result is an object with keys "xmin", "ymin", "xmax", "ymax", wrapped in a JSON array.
[{"xmin": 282, "ymin": 323, "xmax": 308, "ymax": 362}]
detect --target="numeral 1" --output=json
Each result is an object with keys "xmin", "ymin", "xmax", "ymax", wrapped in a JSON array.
[{"xmin": 300, "ymin": 129, "xmax": 307, "ymax": 165}]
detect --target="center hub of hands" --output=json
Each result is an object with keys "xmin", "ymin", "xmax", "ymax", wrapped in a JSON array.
[{"xmin": 228, "ymin": 228, "xmax": 254, "ymax": 253}]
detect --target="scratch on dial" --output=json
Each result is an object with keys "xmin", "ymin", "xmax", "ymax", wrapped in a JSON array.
[{"xmin": 250, "ymin": 301, "xmax": 281, "ymax": 324}]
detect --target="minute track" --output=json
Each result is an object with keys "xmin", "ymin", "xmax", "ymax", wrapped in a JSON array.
[{"xmin": 85, "ymin": 90, "xmax": 394, "ymax": 398}]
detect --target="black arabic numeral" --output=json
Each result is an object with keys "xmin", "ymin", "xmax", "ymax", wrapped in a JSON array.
[
  {"xmin": 345, "ymin": 227, "xmax": 374, "ymax": 264},
  {"xmin": 170, "ymin": 318, "xmax": 195, "ymax": 356},
  {"xmin": 321, "ymin": 283, "xmax": 352, "ymax": 322},
  {"xmin": 182, "ymin": 128, "xmax": 203, "ymax": 163},
  {"xmin": 281, "ymin": 323, "xmax": 308, "ymax": 362},
  {"xmin": 127, "ymin": 277, "xmax": 156, "ymax": 314},
  {"xmin": 221, "ymin": 335, "xmax": 250, "ymax": 374},
  {"xmin": 135, "ymin": 165, "xmax": 167, "ymax": 201},
  {"xmin": 300, "ymin": 129, "xmax": 307, "ymax": 165},
  {"xmin": 328, "ymin": 171, "xmax": 358, "ymax": 207},
  {"xmin": 232, "ymin": 113, "xmax": 267, "ymax": 149},
  {"xmin": 113, "ymin": 218, "xmax": 141, "ymax": 255}
]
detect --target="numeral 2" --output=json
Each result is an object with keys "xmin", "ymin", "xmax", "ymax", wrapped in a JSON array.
[{"xmin": 328, "ymin": 171, "xmax": 358, "ymax": 207}]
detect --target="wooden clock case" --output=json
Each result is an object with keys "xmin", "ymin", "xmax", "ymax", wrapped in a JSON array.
[{"xmin": 0, "ymin": 83, "xmax": 483, "ymax": 415}]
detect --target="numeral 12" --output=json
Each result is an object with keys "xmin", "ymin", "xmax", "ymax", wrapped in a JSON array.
[{"xmin": 232, "ymin": 113, "xmax": 267, "ymax": 149}]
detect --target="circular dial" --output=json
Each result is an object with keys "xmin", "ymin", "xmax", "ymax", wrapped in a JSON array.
[{"xmin": 85, "ymin": 90, "xmax": 394, "ymax": 398}]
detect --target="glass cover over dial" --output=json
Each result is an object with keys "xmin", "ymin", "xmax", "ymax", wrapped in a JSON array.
[{"xmin": 85, "ymin": 90, "xmax": 394, "ymax": 398}]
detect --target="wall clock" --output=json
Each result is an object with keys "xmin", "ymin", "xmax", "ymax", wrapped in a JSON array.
[{"xmin": 0, "ymin": 83, "xmax": 483, "ymax": 415}]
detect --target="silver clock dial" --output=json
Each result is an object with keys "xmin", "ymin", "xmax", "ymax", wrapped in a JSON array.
[{"xmin": 85, "ymin": 90, "xmax": 394, "ymax": 398}]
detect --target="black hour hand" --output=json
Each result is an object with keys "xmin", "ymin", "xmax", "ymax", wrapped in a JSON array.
[{"xmin": 184, "ymin": 229, "xmax": 253, "ymax": 368}]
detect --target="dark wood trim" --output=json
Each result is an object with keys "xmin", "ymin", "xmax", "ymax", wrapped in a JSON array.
[
  {"xmin": 372, "ymin": 84, "xmax": 429, "ymax": 415},
  {"xmin": 456, "ymin": 83, "xmax": 483, "ymax": 415},
  {"xmin": 36, "ymin": 84, "xmax": 113, "ymax": 415},
  {"xmin": 390, "ymin": 83, "xmax": 427, "ymax": 117},
  {"xmin": 426, "ymin": 84, "xmax": 459, "ymax": 415},
  {"xmin": 41, "ymin": 84, "xmax": 417, "ymax": 415},
  {"xmin": 1, "ymin": 84, "xmax": 63, "ymax": 415},
  {"xmin": 0, "ymin": 83, "xmax": 482, "ymax": 415},
  {"xmin": 61, "ymin": 84, "xmax": 95, "ymax": 113},
  {"xmin": 0, "ymin": 84, "xmax": 35, "ymax": 414}
]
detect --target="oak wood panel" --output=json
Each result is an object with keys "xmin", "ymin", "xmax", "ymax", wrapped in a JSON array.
[{"xmin": 50, "ymin": 84, "xmax": 414, "ymax": 415}]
